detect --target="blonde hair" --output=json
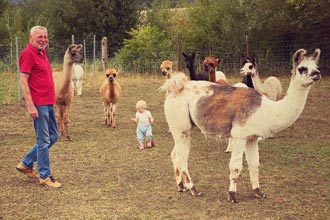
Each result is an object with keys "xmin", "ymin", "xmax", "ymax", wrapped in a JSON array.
[{"xmin": 136, "ymin": 100, "xmax": 147, "ymax": 109}]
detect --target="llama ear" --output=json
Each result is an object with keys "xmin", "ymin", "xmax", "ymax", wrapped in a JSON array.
[
  {"xmin": 252, "ymin": 55, "xmax": 257, "ymax": 65},
  {"xmin": 182, "ymin": 52, "xmax": 187, "ymax": 57},
  {"xmin": 192, "ymin": 52, "xmax": 196, "ymax": 59},
  {"xmin": 76, "ymin": 44, "xmax": 83, "ymax": 50},
  {"xmin": 292, "ymin": 49, "xmax": 306, "ymax": 66},
  {"xmin": 311, "ymin": 48, "xmax": 321, "ymax": 63},
  {"xmin": 216, "ymin": 58, "xmax": 223, "ymax": 65},
  {"xmin": 241, "ymin": 55, "xmax": 247, "ymax": 64}
]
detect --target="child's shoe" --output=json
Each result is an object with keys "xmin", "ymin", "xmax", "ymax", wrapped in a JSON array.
[
  {"xmin": 139, "ymin": 143, "xmax": 144, "ymax": 150},
  {"xmin": 146, "ymin": 140, "xmax": 152, "ymax": 148}
]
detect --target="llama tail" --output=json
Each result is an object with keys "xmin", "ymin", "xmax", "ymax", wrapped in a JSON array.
[{"xmin": 161, "ymin": 72, "xmax": 188, "ymax": 94}]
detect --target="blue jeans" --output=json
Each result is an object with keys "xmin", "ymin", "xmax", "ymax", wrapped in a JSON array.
[
  {"xmin": 136, "ymin": 125, "xmax": 153, "ymax": 144},
  {"xmin": 21, "ymin": 105, "xmax": 58, "ymax": 179}
]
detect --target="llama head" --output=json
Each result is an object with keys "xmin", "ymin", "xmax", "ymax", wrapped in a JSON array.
[
  {"xmin": 160, "ymin": 60, "xmax": 177, "ymax": 79},
  {"xmin": 105, "ymin": 68, "xmax": 118, "ymax": 83},
  {"xmin": 66, "ymin": 44, "xmax": 83, "ymax": 64},
  {"xmin": 182, "ymin": 52, "xmax": 196, "ymax": 70},
  {"xmin": 291, "ymin": 48, "xmax": 321, "ymax": 88},
  {"xmin": 240, "ymin": 55, "xmax": 257, "ymax": 77},
  {"xmin": 203, "ymin": 57, "xmax": 222, "ymax": 73}
]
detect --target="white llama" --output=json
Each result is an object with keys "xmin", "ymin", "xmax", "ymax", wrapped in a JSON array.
[
  {"xmin": 241, "ymin": 55, "xmax": 283, "ymax": 101},
  {"xmin": 71, "ymin": 64, "xmax": 84, "ymax": 96},
  {"xmin": 163, "ymin": 49, "xmax": 321, "ymax": 203}
]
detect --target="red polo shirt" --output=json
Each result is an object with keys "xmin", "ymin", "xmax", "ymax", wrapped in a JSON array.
[{"xmin": 19, "ymin": 43, "xmax": 56, "ymax": 105}]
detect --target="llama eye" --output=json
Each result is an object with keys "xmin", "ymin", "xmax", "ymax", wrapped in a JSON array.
[
  {"xmin": 249, "ymin": 65, "xmax": 253, "ymax": 70},
  {"xmin": 166, "ymin": 67, "xmax": 170, "ymax": 70},
  {"xmin": 298, "ymin": 67, "xmax": 308, "ymax": 74}
]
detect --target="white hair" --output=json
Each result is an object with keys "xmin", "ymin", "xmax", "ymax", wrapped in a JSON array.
[{"xmin": 30, "ymin": 26, "xmax": 47, "ymax": 36}]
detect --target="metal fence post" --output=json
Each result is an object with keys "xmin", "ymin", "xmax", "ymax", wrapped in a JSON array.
[
  {"xmin": 93, "ymin": 34, "xmax": 96, "ymax": 75},
  {"xmin": 83, "ymin": 40, "xmax": 87, "ymax": 74}
]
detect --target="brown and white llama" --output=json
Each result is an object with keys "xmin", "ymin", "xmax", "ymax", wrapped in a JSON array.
[
  {"xmin": 53, "ymin": 44, "xmax": 83, "ymax": 141},
  {"xmin": 182, "ymin": 52, "xmax": 227, "ymax": 83},
  {"xmin": 241, "ymin": 55, "xmax": 283, "ymax": 100},
  {"xmin": 163, "ymin": 49, "xmax": 321, "ymax": 203},
  {"xmin": 100, "ymin": 68, "xmax": 122, "ymax": 128}
]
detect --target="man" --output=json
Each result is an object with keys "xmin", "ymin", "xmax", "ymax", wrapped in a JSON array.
[{"xmin": 16, "ymin": 25, "xmax": 61, "ymax": 188}]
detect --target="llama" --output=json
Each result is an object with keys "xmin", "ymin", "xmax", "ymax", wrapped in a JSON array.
[
  {"xmin": 182, "ymin": 52, "xmax": 227, "ymax": 83},
  {"xmin": 241, "ymin": 55, "xmax": 283, "ymax": 100},
  {"xmin": 71, "ymin": 64, "xmax": 84, "ymax": 96},
  {"xmin": 100, "ymin": 68, "xmax": 122, "ymax": 128},
  {"xmin": 203, "ymin": 56, "xmax": 228, "ymax": 85},
  {"xmin": 53, "ymin": 44, "xmax": 83, "ymax": 141},
  {"xmin": 163, "ymin": 49, "xmax": 321, "ymax": 203}
]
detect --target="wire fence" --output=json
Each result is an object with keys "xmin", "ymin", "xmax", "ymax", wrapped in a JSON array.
[{"xmin": 0, "ymin": 35, "xmax": 329, "ymax": 104}]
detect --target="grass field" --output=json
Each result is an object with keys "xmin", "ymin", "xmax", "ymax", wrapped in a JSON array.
[{"xmin": 0, "ymin": 72, "xmax": 329, "ymax": 220}]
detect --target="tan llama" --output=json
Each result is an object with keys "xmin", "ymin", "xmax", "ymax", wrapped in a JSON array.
[{"xmin": 100, "ymin": 68, "xmax": 122, "ymax": 128}]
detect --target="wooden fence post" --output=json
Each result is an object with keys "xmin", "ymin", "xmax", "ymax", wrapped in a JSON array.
[
  {"xmin": 177, "ymin": 34, "xmax": 182, "ymax": 71},
  {"xmin": 102, "ymin": 37, "xmax": 108, "ymax": 73}
]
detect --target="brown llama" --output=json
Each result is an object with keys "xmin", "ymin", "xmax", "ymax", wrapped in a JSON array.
[
  {"xmin": 203, "ymin": 56, "xmax": 228, "ymax": 85},
  {"xmin": 100, "ymin": 68, "xmax": 122, "ymax": 128},
  {"xmin": 53, "ymin": 44, "xmax": 83, "ymax": 141}
]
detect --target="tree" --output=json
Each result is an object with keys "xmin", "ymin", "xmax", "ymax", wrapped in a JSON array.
[
  {"xmin": 113, "ymin": 24, "xmax": 174, "ymax": 73},
  {"xmin": 45, "ymin": 0, "xmax": 139, "ymax": 57}
]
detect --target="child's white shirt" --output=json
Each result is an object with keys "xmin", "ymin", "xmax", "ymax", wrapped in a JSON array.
[{"xmin": 136, "ymin": 110, "xmax": 152, "ymax": 126}]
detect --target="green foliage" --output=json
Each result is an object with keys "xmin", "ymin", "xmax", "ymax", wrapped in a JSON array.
[
  {"xmin": 45, "ymin": 0, "xmax": 138, "ymax": 56},
  {"xmin": 113, "ymin": 24, "xmax": 174, "ymax": 73}
]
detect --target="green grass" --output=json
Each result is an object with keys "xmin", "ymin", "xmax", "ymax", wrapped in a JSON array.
[
  {"xmin": 0, "ymin": 72, "xmax": 20, "ymax": 104},
  {"xmin": 0, "ymin": 73, "xmax": 329, "ymax": 220}
]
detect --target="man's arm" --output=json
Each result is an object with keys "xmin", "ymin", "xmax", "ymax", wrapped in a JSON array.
[{"xmin": 20, "ymin": 72, "xmax": 38, "ymax": 118}]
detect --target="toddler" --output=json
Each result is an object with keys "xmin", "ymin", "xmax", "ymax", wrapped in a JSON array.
[{"xmin": 130, "ymin": 100, "xmax": 154, "ymax": 150}]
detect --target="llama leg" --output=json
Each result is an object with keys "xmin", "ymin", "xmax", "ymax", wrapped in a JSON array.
[
  {"xmin": 104, "ymin": 103, "xmax": 111, "ymax": 126},
  {"xmin": 225, "ymin": 137, "xmax": 233, "ymax": 153},
  {"xmin": 56, "ymin": 105, "xmax": 64, "ymax": 139},
  {"xmin": 171, "ymin": 129, "xmax": 202, "ymax": 196},
  {"xmin": 62, "ymin": 103, "xmax": 72, "ymax": 141},
  {"xmin": 245, "ymin": 137, "xmax": 266, "ymax": 199},
  {"xmin": 111, "ymin": 103, "xmax": 116, "ymax": 128},
  {"xmin": 228, "ymin": 138, "xmax": 246, "ymax": 203},
  {"xmin": 77, "ymin": 79, "xmax": 82, "ymax": 96},
  {"xmin": 102, "ymin": 102, "xmax": 107, "ymax": 125}
]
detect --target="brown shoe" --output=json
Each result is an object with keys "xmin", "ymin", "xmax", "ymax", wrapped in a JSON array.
[
  {"xmin": 39, "ymin": 176, "xmax": 62, "ymax": 188},
  {"xmin": 16, "ymin": 163, "xmax": 39, "ymax": 178}
]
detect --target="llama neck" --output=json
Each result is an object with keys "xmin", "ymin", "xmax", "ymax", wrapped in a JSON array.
[
  {"xmin": 188, "ymin": 65, "xmax": 197, "ymax": 80},
  {"xmin": 243, "ymin": 75, "xmax": 254, "ymax": 88},
  {"xmin": 208, "ymin": 69, "xmax": 216, "ymax": 82},
  {"xmin": 257, "ymin": 77, "xmax": 311, "ymax": 135},
  {"xmin": 251, "ymin": 71, "xmax": 266, "ymax": 94},
  {"xmin": 108, "ymin": 81, "xmax": 115, "ymax": 100},
  {"xmin": 61, "ymin": 55, "xmax": 74, "ymax": 91}
]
